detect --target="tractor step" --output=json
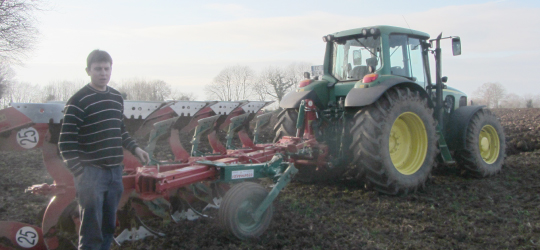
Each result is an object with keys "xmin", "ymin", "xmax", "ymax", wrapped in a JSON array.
[{"xmin": 437, "ymin": 126, "xmax": 455, "ymax": 164}]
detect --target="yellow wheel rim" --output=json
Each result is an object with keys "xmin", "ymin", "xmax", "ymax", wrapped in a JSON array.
[
  {"xmin": 389, "ymin": 112, "xmax": 428, "ymax": 175},
  {"xmin": 479, "ymin": 125, "xmax": 500, "ymax": 164}
]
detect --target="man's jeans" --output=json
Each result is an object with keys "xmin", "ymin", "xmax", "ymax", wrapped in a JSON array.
[{"xmin": 75, "ymin": 165, "xmax": 123, "ymax": 250}]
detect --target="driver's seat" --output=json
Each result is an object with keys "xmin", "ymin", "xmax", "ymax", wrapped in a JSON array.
[{"xmin": 349, "ymin": 65, "xmax": 368, "ymax": 80}]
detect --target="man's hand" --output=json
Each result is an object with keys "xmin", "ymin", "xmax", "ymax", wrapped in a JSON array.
[{"xmin": 135, "ymin": 147, "xmax": 150, "ymax": 165}]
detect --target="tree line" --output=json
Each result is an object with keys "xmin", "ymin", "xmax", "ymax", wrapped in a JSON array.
[
  {"xmin": 204, "ymin": 62, "xmax": 311, "ymax": 104},
  {"xmin": 0, "ymin": 1, "xmax": 536, "ymax": 111},
  {"xmin": 471, "ymin": 82, "xmax": 540, "ymax": 109},
  {"xmin": 0, "ymin": 79, "xmax": 195, "ymax": 109}
]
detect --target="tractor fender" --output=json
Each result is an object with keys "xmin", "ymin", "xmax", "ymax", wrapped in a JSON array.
[
  {"xmin": 445, "ymin": 105, "xmax": 486, "ymax": 151},
  {"xmin": 344, "ymin": 78, "xmax": 432, "ymax": 108},
  {"xmin": 279, "ymin": 90, "xmax": 321, "ymax": 109}
]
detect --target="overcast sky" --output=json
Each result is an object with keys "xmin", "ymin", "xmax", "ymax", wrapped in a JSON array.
[{"xmin": 12, "ymin": 0, "xmax": 540, "ymax": 100}]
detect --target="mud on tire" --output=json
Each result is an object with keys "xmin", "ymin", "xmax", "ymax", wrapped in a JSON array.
[
  {"xmin": 350, "ymin": 86, "xmax": 438, "ymax": 195},
  {"xmin": 455, "ymin": 109, "xmax": 506, "ymax": 177}
]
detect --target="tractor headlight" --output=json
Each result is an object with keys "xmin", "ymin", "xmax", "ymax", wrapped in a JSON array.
[
  {"xmin": 370, "ymin": 28, "xmax": 380, "ymax": 36},
  {"xmin": 322, "ymin": 35, "xmax": 334, "ymax": 42},
  {"xmin": 362, "ymin": 29, "xmax": 368, "ymax": 36}
]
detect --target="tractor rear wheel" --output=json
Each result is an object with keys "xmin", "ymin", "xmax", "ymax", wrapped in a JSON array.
[
  {"xmin": 455, "ymin": 109, "xmax": 505, "ymax": 177},
  {"xmin": 219, "ymin": 182, "xmax": 273, "ymax": 240},
  {"xmin": 272, "ymin": 109, "xmax": 298, "ymax": 143},
  {"xmin": 350, "ymin": 86, "xmax": 437, "ymax": 195}
]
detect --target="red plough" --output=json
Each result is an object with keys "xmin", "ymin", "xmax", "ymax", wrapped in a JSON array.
[{"xmin": 0, "ymin": 99, "xmax": 329, "ymax": 249}]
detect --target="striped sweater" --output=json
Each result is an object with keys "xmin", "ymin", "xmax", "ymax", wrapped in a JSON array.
[{"xmin": 58, "ymin": 84, "xmax": 139, "ymax": 177}]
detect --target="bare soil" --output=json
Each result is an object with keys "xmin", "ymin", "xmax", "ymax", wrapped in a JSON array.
[{"xmin": 1, "ymin": 108, "xmax": 539, "ymax": 250}]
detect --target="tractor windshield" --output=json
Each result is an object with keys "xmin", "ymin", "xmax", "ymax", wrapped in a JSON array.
[{"xmin": 332, "ymin": 36, "xmax": 381, "ymax": 81}]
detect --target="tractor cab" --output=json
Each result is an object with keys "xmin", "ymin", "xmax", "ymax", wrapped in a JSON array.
[
  {"xmin": 328, "ymin": 27, "xmax": 429, "ymax": 88},
  {"xmin": 327, "ymin": 26, "xmax": 431, "ymax": 90}
]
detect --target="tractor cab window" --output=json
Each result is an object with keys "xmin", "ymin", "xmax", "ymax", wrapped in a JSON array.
[
  {"xmin": 389, "ymin": 34, "xmax": 426, "ymax": 84},
  {"xmin": 332, "ymin": 36, "xmax": 381, "ymax": 81}
]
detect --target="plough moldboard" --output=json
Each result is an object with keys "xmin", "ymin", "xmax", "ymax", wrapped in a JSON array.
[{"xmin": 0, "ymin": 99, "xmax": 334, "ymax": 250}]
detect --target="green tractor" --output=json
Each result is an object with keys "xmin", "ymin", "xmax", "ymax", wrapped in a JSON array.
[{"xmin": 274, "ymin": 25, "xmax": 505, "ymax": 194}]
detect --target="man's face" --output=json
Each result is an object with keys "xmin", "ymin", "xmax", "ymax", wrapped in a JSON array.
[{"xmin": 86, "ymin": 61, "xmax": 112, "ymax": 91}]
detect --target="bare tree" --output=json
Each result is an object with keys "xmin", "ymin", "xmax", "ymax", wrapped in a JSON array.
[
  {"xmin": 473, "ymin": 82, "xmax": 506, "ymax": 109},
  {"xmin": 533, "ymin": 96, "xmax": 540, "ymax": 108},
  {"xmin": 204, "ymin": 65, "xmax": 255, "ymax": 101},
  {"xmin": 148, "ymin": 79, "xmax": 171, "ymax": 101},
  {"xmin": 118, "ymin": 78, "xmax": 173, "ymax": 101},
  {"xmin": 0, "ymin": 0, "xmax": 44, "ymax": 63},
  {"xmin": 285, "ymin": 62, "xmax": 312, "ymax": 86},
  {"xmin": 257, "ymin": 66, "xmax": 289, "ymax": 103},
  {"xmin": 170, "ymin": 89, "xmax": 196, "ymax": 101},
  {"xmin": 523, "ymin": 94, "xmax": 540, "ymax": 108},
  {"xmin": 256, "ymin": 62, "xmax": 311, "ymax": 104},
  {"xmin": 0, "ymin": 63, "xmax": 14, "ymax": 99},
  {"xmin": 0, "ymin": 82, "xmax": 4, "ymax": 100},
  {"xmin": 42, "ymin": 80, "xmax": 85, "ymax": 101},
  {"xmin": 251, "ymin": 77, "xmax": 270, "ymax": 102},
  {"xmin": 0, "ymin": 81, "xmax": 41, "ymax": 108},
  {"xmin": 500, "ymin": 93, "xmax": 523, "ymax": 108},
  {"xmin": 526, "ymin": 99, "xmax": 533, "ymax": 108}
]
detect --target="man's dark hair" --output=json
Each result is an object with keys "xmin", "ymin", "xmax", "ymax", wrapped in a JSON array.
[{"xmin": 86, "ymin": 49, "xmax": 113, "ymax": 69}]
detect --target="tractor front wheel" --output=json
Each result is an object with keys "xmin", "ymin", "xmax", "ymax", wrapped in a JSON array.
[
  {"xmin": 350, "ymin": 86, "xmax": 438, "ymax": 195},
  {"xmin": 219, "ymin": 182, "xmax": 273, "ymax": 240},
  {"xmin": 455, "ymin": 109, "xmax": 505, "ymax": 177}
]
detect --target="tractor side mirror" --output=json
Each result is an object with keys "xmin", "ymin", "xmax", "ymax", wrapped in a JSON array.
[
  {"xmin": 441, "ymin": 76, "xmax": 448, "ymax": 83},
  {"xmin": 452, "ymin": 37, "xmax": 461, "ymax": 56}
]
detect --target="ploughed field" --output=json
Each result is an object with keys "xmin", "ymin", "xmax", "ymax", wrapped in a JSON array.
[{"xmin": 1, "ymin": 108, "xmax": 539, "ymax": 249}]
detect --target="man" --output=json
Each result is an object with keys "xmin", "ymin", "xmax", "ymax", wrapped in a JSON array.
[{"xmin": 58, "ymin": 49, "xmax": 150, "ymax": 250}]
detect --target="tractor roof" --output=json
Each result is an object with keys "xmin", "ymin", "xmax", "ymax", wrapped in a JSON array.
[{"xmin": 331, "ymin": 25, "xmax": 430, "ymax": 40}]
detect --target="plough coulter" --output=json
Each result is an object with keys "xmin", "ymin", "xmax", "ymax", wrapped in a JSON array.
[{"xmin": 0, "ymin": 99, "xmax": 333, "ymax": 249}]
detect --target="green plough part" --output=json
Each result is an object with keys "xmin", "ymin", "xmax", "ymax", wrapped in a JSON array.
[
  {"xmin": 253, "ymin": 112, "xmax": 273, "ymax": 144},
  {"xmin": 252, "ymin": 162, "xmax": 297, "ymax": 222},
  {"xmin": 197, "ymin": 154, "xmax": 298, "ymax": 221},
  {"xmin": 191, "ymin": 115, "xmax": 221, "ymax": 156},
  {"xmin": 144, "ymin": 117, "xmax": 180, "ymax": 165},
  {"xmin": 225, "ymin": 113, "xmax": 250, "ymax": 149}
]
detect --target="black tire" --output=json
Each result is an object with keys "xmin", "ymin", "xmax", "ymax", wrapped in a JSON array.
[
  {"xmin": 272, "ymin": 109, "xmax": 299, "ymax": 143},
  {"xmin": 350, "ymin": 86, "xmax": 438, "ymax": 195},
  {"xmin": 455, "ymin": 109, "xmax": 506, "ymax": 177},
  {"xmin": 219, "ymin": 182, "xmax": 273, "ymax": 240}
]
